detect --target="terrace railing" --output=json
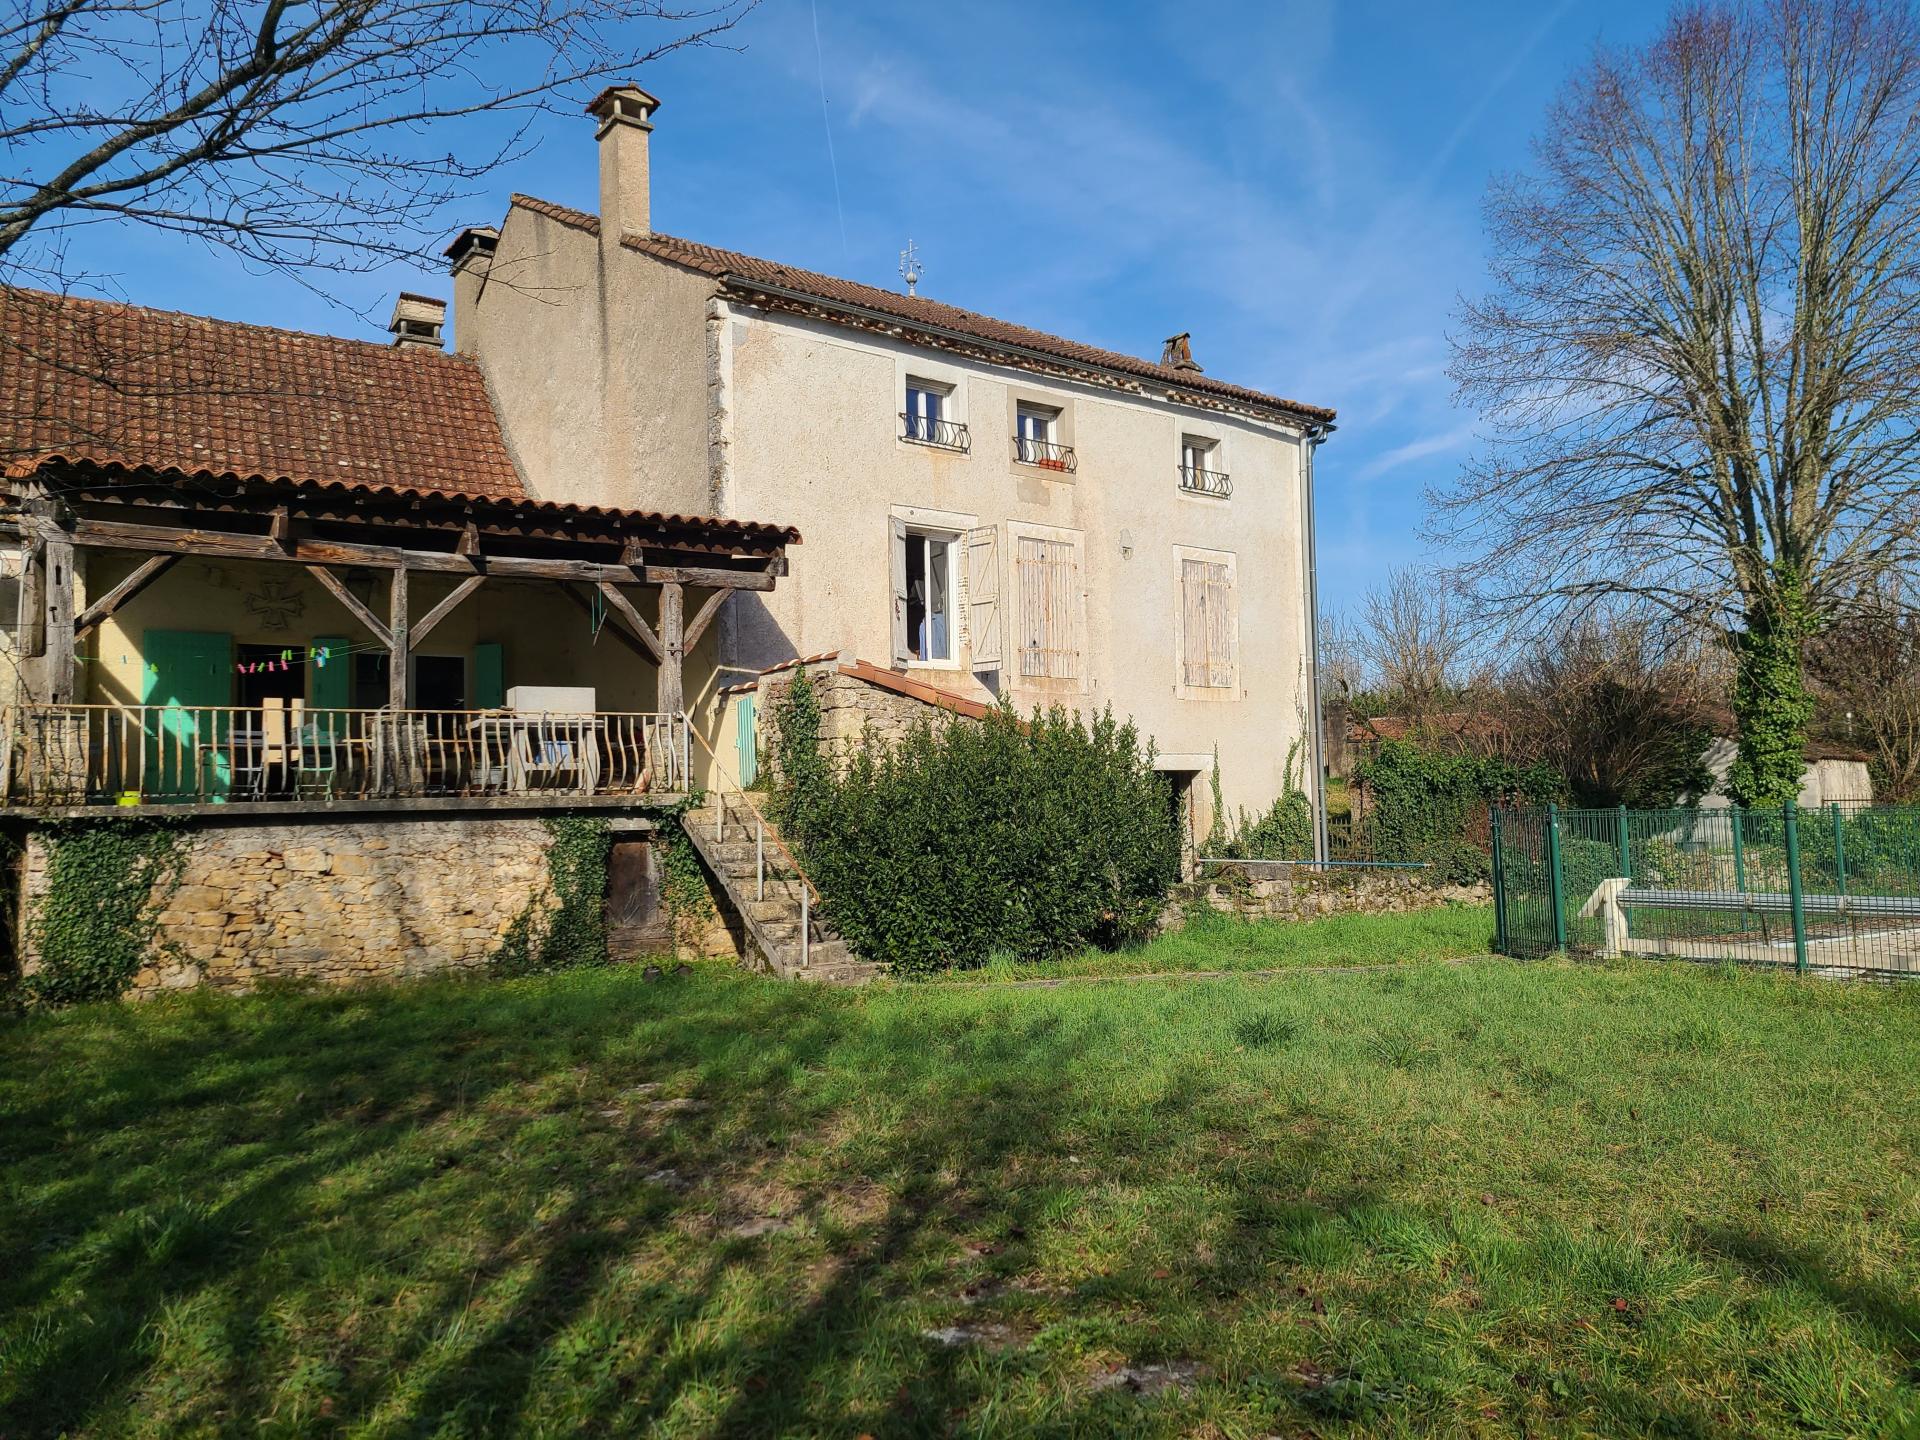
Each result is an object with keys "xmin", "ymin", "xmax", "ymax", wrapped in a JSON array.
[
  {"xmin": 1012, "ymin": 435, "xmax": 1078, "ymax": 472},
  {"xmin": 1178, "ymin": 464, "xmax": 1233, "ymax": 498},
  {"xmin": 0, "ymin": 703, "xmax": 690, "ymax": 808},
  {"xmin": 899, "ymin": 412, "xmax": 971, "ymax": 452}
]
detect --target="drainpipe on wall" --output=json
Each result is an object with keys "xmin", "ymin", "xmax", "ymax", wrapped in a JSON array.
[{"xmin": 1303, "ymin": 421, "xmax": 1337, "ymax": 866}]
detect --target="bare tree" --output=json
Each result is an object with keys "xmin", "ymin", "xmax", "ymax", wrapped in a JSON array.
[
  {"xmin": 0, "ymin": 0, "xmax": 752, "ymax": 286},
  {"xmin": 1356, "ymin": 568, "xmax": 1467, "ymax": 723},
  {"xmin": 1501, "ymin": 616, "xmax": 1716, "ymax": 808},
  {"xmin": 1437, "ymin": 1, "xmax": 1920, "ymax": 806},
  {"xmin": 1809, "ymin": 579, "xmax": 1920, "ymax": 799}
]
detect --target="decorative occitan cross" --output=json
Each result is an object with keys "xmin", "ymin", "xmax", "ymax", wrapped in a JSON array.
[{"xmin": 245, "ymin": 577, "xmax": 307, "ymax": 631}]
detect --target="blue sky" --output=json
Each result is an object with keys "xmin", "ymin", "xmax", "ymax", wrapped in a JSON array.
[{"xmin": 48, "ymin": 0, "xmax": 1675, "ymax": 619}]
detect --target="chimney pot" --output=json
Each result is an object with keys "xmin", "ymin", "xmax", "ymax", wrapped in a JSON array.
[
  {"xmin": 389, "ymin": 293, "xmax": 447, "ymax": 350},
  {"xmin": 588, "ymin": 82, "xmax": 660, "ymax": 238},
  {"xmin": 1160, "ymin": 331, "xmax": 1203, "ymax": 373}
]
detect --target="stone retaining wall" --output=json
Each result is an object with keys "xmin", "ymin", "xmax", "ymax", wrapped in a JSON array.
[
  {"xmin": 1170, "ymin": 864, "xmax": 1491, "ymax": 928},
  {"xmin": 16, "ymin": 811, "xmax": 731, "ymax": 997},
  {"xmin": 758, "ymin": 663, "xmax": 978, "ymax": 776}
]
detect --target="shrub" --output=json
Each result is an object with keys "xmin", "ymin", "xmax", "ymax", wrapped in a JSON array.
[
  {"xmin": 1356, "ymin": 739, "xmax": 1559, "ymax": 883},
  {"xmin": 771, "ymin": 691, "xmax": 1180, "ymax": 973},
  {"xmin": 1214, "ymin": 740, "xmax": 1314, "ymax": 861}
]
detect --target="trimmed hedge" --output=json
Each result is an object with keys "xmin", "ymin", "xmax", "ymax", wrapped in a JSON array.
[{"xmin": 771, "ymin": 673, "xmax": 1180, "ymax": 973}]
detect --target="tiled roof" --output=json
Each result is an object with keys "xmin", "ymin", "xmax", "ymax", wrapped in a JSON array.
[
  {"xmin": 504, "ymin": 194, "xmax": 1333, "ymax": 423},
  {"xmin": 0, "ymin": 287, "xmax": 526, "ymax": 497}
]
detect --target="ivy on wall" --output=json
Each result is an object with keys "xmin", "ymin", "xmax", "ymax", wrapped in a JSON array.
[
  {"xmin": 492, "ymin": 815, "xmax": 612, "ymax": 976},
  {"xmin": 25, "ymin": 821, "xmax": 187, "ymax": 1007}
]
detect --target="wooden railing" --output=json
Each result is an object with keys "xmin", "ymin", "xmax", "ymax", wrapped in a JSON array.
[{"xmin": 0, "ymin": 703, "xmax": 690, "ymax": 808}]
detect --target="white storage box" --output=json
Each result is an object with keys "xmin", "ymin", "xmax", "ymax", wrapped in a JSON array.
[{"xmin": 505, "ymin": 685, "xmax": 597, "ymax": 714}]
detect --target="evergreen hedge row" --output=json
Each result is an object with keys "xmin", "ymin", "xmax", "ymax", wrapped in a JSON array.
[{"xmin": 770, "ymin": 672, "xmax": 1180, "ymax": 973}]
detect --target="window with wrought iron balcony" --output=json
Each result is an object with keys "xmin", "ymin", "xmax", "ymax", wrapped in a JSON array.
[
  {"xmin": 1179, "ymin": 435, "xmax": 1231, "ymax": 497},
  {"xmin": 901, "ymin": 380, "xmax": 970, "ymax": 451},
  {"xmin": 1013, "ymin": 402, "xmax": 1076, "ymax": 472}
]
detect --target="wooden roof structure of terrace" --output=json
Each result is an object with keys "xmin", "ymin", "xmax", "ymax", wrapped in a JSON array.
[{"xmin": 5, "ymin": 459, "xmax": 800, "ymax": 713}]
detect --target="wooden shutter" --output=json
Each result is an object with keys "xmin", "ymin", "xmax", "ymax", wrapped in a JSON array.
[
  {"xmin": 472, "ymin": 641, "xmax": 504, "ymax": 709},
  {"xmin": 966, "ymin": 525, "xmax": 1002, "ymax": 671},
  {"xmin": 889, "ymin": 514, "xmax": 912, "ymax": 666},
  {"xmin": 1180, "ymin": 559, "xmax": 1235, "ymax": 690},
  {"xmin": 1016, "ymin": 536, "xmax": 1078, "ymax": 680}
]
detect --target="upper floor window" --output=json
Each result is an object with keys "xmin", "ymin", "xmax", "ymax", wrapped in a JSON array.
[
  {"xmin": 1014, "ymin": 403, "xmax": 1075, "ymax": 471},
  {"xmin": 1179, "ymin": 435, "xmax": 1231, "ymax": 497},
  {"xmin": 902, "ymin": 379, "xmax": 969, "ymax": 451}
]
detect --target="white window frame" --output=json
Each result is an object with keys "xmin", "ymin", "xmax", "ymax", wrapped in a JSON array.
[
  {"xmin": 1174, "ymin": 544, "xmax": 1240, "ymax": 701},
  {"xmin": 889, "ymin": 504, "xmax": 977, "ymax": 669},
  {"xmin": 1180, "ymin": 432, "xmax": 1229, "ymax": 496},
  {"xmin": 898, "ymin": 360, "xmax": 968, "ymax": 452},
  {"xmin": 1014, "ymin": 402, "xmax": 1057, "ymax": 464}
]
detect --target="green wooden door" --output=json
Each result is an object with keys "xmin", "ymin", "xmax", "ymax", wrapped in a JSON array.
[{"xmin": 142, "ymin": 630, "xmax": 232, "ymax": 800}]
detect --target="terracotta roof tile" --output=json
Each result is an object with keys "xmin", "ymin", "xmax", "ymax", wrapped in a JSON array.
[
  {"xmin": 1, "ymin": 287, "xmax": 525, "ymax": 498},
  {"xmin": 509, "ymin": 193, "xmax": 601, "ymax": 234},
  {"xmin": 619, "ymin": 228, "xmax": 1335, "ymax": 423}
]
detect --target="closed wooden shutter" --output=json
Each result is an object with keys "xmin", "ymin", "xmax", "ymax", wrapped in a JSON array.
[
  {"xmin": 1016, "ymin": 535, "xmax": 1078, "ymax": 680},
  {"xmin": 1181, "ymin": 559, "xmax": 1234, "ymax": 689}
]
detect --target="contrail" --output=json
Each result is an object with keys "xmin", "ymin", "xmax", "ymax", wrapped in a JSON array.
[{"xmin": 810, "ymin": 0, "xmax": 850, "ymax": 263}]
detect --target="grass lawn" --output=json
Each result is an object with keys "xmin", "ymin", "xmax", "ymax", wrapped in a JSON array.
[
  {"xmin": 4, "ymin": 956, "xmax": 1919, "ymax": 1437},
  {"xmin": 928, "ymin": 904, "xmax": 1496, "ymax": 983}
]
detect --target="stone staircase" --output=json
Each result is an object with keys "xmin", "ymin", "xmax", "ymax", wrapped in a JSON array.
[{"xmin": 680, "ymin": 798, "xmax": 880, "ymax": 985}]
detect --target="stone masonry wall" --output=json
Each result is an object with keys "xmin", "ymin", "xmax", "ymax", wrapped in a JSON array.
[
  {"xmin": 758, "ymin": 663, "xmax": 978, "ymax": 777},
  {"xmin": 1168, "ymin": 864, "xmax": 1492, "ymax": 930},
  {"xmin": 19, "ymin": 815, "xmax": 561, "ymax": 996}
]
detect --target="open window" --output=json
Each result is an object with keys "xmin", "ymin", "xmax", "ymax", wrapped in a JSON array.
[{"xmin": 890, "ymin": 517, "xmax": 958, "ymax": 664}]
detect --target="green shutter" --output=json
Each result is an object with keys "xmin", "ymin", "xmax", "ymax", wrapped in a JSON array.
[
  {"xmin": 311, "ymin": 635, "xmax": 350, "ymax": 711},
  {"xmin": 141, "ymin": 629, "xmax": 232, "ymax": 800},
  {"xmin": 473, "ymin": 642, "xmax": 504, "ymax": 709}
]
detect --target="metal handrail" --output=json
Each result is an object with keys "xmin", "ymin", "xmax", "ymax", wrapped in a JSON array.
[
  {"xmin": 899, "ymin": 412, "xmax": 971, "ymax": 452},
  {"xmin": 686, "ymin": 722, "xmax": 821, "ymax": 908},
  {"xmin": 1179, "ymin": 464, "xmax": 1233, "ymax": 497},
  {"xmin": 1012, "ymin": 435, "xmax": 1078, "ymax": 471}
]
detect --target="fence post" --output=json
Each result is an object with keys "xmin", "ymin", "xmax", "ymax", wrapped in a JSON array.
[
  {"xmin": 1831, "ymin": 802, "xmax": 1847, "ymax": 896},
  {"xmin": 1615, "ymin": 804, "xmax": 1633, "ymax": 942},
  {"xmin": 1783, "ymin": 802, "xmax": 1809, "ymax": 975},
  {"xmin": 1490, "ymin": 807, "xmax": 1509, "ymax": 955},
  {"xmin": 1732, "ymin": 808, "xmax": 1746, "ymax": 893},
  {"xmin": 1546, "ymin": 802, "xmax": 1568, "ymax": 953}
]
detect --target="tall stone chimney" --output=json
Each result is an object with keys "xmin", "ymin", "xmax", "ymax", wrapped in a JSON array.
[
  {"xmin": 388, "ymin": 293, "xmax": 446, "ymax": 350},
  {"xmin": 586, "ymin": 83, "xmax": 661, "ymax": 238},
  {"xmin": 444, "ymin": 226, "xmax": 499, "ymax": 356}
]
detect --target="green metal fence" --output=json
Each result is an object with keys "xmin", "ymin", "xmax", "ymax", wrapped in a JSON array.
[{"xmin": 1492, "ymin": 803, "xmax": 1920, "ymax": 977}]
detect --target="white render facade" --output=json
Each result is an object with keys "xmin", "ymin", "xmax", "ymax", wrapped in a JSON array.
[{"xmin": 450, "ymin": 86, "xmax": 1334, "ymax": 835}]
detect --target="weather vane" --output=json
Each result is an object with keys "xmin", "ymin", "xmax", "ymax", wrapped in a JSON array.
[{"xmin": 899, "ymin": 239, "xmax": 923, "ymax": 297}]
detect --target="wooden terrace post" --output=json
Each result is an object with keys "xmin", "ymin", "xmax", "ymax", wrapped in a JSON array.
[
  {"xmin": 26, "ymin": 502, "xmax": 77, "ymax": 705},
  {"xmin": 388, "ymin": 566, "xmax": 410, "ymax": 711},
  {"xmin": 658, "ymin": 580, "xmax": 685, "ymax": 716}
]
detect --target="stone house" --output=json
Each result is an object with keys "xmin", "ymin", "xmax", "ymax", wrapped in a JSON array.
[{"xmin": 448, "ymin": 84, "xmax": 1338, "ymax": 849}]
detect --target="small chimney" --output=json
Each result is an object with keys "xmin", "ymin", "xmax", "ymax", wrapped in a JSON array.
[
  {"xmin": 444, "ymin": 226, "xmax": 498, "ymax": 355},
  {"xmin": 1160, "ymin": 332, "xmax": 1203, "ymax": 373},
  {"xmin": 388, "ymin": 293, "xmax": 447, "ymax": 351},
  {"xmin": 586, "ymin": 83, "xmax": 661, "ymax": 239}
]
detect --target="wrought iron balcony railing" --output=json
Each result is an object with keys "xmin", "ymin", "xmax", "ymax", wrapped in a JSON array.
[
  {"xmin": 1179, "ymin": 464, "xmax": 1233, "ymax": 498},
  {"xmin": 1012, "ymin": 435, "xmax": 1078, "ymax": 472},
  {"xmin": 899, "ymin": 412, "xmax": 971, "ymax": 452}
]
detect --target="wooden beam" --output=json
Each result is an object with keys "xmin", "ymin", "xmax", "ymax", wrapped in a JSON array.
[
  {"xmin": 682, "ymin": 586, "xmax": 736, "ymax": 652},
  {"xmin": 40, "ymin": 525, "xmax": 75, "ymax": 704},
  {"xmin": 268, "ymin": 506, "xmax": 292, "ymax": 551},
  {"xmin": 74, "ymin": 553, "xmax": 176, "ymax": 638},
  {"xmin": 62, "ymin": 516, "xmax": 790, "ymax": 586},
  {"xmin": 658, "ymin": 580, "xmax": 685, "ymax": 715},
  {"xmin": 310, "ymin": 565, "xmax": 393, "ymax": 648},
  {"xmin": 593, "ymin": 581, "xmax": 664, "ymax": 664},
  {"xmin": 642, "ymin": 563, "xmax": 780, "ymax": 591},
  {"xmin": 388, "ymin": 567, "xmax": 409, "ymax": 710},
  {"xmin": 560, "ymin": 584, "xmax": 656, "ymax": 664},
  {"xmin": 457, "ymin": 520, "xmax": 481, "ymax": 557},
  {"xmin": 408, "ymin": 574, "xmax": 487, "ymax": 648},
  {"xmin": 17, "ymin": 537, "xmax": 44, "ymax": 659}
]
